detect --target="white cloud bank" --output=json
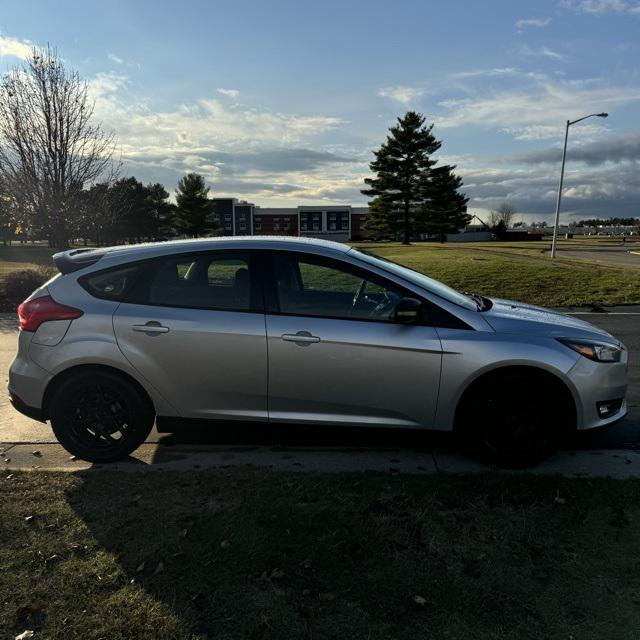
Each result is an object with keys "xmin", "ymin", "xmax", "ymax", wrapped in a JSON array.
[
  {"xmin": 561, "ymin": 0, "xmax": 640, "ymax": 15},
  {"xmin": 217, "ymin": 88, "xmax": 240, "ymax": 99},
  {"xmin": 0, "ymin": 36, "xmax": 33, "ymax": 60},
  {"xmin": 378, "ymin": 85, "xmax": 426, "ymax": 105}
]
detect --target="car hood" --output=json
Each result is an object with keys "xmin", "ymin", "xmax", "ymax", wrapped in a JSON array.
[{"xmin": 483, "ymin": 297, "xmax": 620, "ymax": 344}]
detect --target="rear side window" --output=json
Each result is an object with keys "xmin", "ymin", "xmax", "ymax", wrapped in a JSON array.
[
  {"xmin": 80, "ymin": 265, "xmax": 140, "ymax": 301},
  {"xmin": 147, "ymin": 252, "xmax": 254, "ymax": 311}
]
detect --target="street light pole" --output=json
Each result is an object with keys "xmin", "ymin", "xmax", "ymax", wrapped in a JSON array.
[
  {"xmin": 550, "ymin": 120, "xmax": 570, "ymax": 258},
  {"xmin": 550, "ymin": 112, "xmax": 608, "ymax": 258}
]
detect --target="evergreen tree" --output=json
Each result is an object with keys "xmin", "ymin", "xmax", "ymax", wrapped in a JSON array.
[
  {"xmin": 145, "ymin": 183, "xmax": 174, "ymax": 239},
  {"xmin": 362, "ymin": 112, "xmax": 469, "ymax": 243},
  {"xmin": 362, "ymin": 112, "xmax": 440, "ymax": 244},
  {"xmin": 419, "ymin": 164, "xmax": 470, "ymax": 242},
  {"xmin": 174, "ymin": 173, "xmax": 217, "ymax": 237}
]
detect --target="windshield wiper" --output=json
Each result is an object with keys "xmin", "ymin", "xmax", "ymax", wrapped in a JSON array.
[{"xmin": 464, "ymin": 292, "xmax": 490, "ymax": 312}]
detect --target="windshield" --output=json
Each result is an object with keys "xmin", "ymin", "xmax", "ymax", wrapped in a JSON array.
[{"xmin": 350, "ymin": 248, "xmax": 478, "ymax": 312}]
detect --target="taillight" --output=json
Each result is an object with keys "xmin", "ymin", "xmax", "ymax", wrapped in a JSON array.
[{"xmin": 17, "ymin": 295, "xmax": 83, "ymax": 332}]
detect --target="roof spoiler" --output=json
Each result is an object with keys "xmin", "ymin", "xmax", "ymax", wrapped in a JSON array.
[{"xmin": 53, "ymin": 248, "xmax": 107, "ymax": 274}]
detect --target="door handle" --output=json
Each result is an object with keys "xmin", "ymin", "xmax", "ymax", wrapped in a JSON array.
[
  {"xmin": 282, "ymin": 331, "xmax": 320, "ymax": 345},
  {"xmin": 132, "ymin": 322, "xmax": 170, "ymax": 334}
]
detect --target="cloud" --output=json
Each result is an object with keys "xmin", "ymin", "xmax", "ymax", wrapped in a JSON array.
[
  {"xmin": 217, "ymin": 88, "xmax": 240, "ymax": 99},
  {"xmin": 510, "ymin": 130, "xmax": 640, "ymax": 165},
  {"xmin": 519, "ymin": 44, "xmax": 566, "ymax": 61},
  {"xmin": 516, "ymin": 17, "xmax": 552, "ymax": 28},
  {"xmin": 124, "ymin": 148, "xmax": 358, "ymax": 175},
  {"xmin": 107, "ymin": 53, "xmax": 124, "ymax": 65},
  {"xmin": 461, "ymin": 163, "xmax": 640, "ymax": 218},
  {"xmin": 86, "ymin": 74, "xmax": 359, "ymax": 203},
  {"xmin": 0, "ymin": 36, "xmax": 33, "ymax": 60},
  {"xmin": 434, "ymin": 78, "xmax": 640, "ymax": 139},
  {"xmin": 453, "ymin": 67, "xmax": 520, "ymax": 79},
  {"xmin": 561, "ymin": 0, "xmax": 640, "ymax": 15},
  {"xmin": 378, "ymin": 85, "xmax": 426, "ymax": 105}
]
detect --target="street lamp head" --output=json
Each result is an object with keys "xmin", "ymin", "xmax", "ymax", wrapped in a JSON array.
[{"xmin": 597, "ymin": 112, "xmax": 609, "ymax": 118}]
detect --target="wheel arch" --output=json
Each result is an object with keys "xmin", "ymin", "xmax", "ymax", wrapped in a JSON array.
[
  {"xmin": 453, "ymin": 363, "xmax": 579, "ymax": 433},
  {"xmin": 42, "ymin": 363, "xmax": 156, "ymax": 420}
]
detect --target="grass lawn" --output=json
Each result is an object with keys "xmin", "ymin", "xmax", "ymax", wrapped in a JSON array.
[
  {"xmin": 2, "ymin": 469, "xmax": 640, "ymax": 639},
  {"xmin": 0, "ymin": 244, "xmax": 56, "ymax": 281},
  {"xmin": 355, "ymin": 242, "xmax": 640, "ymax": 306}
]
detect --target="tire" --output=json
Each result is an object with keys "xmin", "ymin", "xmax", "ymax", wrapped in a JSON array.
[
  {"xmin": 456, "ymin": 370, "xmax": 573, "ymax": 469},
  {"xmin": 49, "ymin": 370, "xmax": 155, "ymax": 463}
]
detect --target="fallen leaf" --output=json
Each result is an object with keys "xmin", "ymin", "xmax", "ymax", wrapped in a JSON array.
[
  {"xmin": 32, "ymin": 450, "xmax": 42, "ymax": 457},
  {"xmin": 6, "ymin": 474, "xmax": 15, "ymax": 480},
  {"xmin": 554, "ymin": 495, "xmax": 566, "ymax": 505},
  {"xmin": 15, "ymin": 631, "xmax": 35, "ymax": 640},
  {"xmin": 69, "ymin": 455, "xmax": 77, "ymax": 461},
  {"xmin": 136, "ymin": 562, "xmax": 145, "ymax": 572},
  {"xmin": 413, "ymin": 595, "xmax": 427, "ymax": 606},
  {"xmin": 24, "ymin": 516, "xmax": 34, "ymax": 523},
  {"xmin": 220, "ymin": 539, "xmax": 232, "ymax": 550},
  {"xmin": 154, "ymin": 561, "xmax": 164, "ymax": 575}
]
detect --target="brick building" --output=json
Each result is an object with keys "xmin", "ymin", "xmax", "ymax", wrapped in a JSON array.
[{"xmin": 212, "ymin": 198, "xmax": 369, "ymax": 242}]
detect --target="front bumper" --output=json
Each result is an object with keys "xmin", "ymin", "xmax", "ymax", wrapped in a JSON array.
[{"xmin": 567, "ymin": 350, "xmax": 629, "ymax": 430}]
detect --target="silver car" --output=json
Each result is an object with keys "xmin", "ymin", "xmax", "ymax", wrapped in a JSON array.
[{"xmin": 8, "ymin": 236, "xmax": 628, "ymax": 465}]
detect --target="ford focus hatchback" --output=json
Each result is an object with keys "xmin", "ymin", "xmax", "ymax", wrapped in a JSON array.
[{"xmin": 8, "ymin": 237, "xmax": 628, "ymax": 466}]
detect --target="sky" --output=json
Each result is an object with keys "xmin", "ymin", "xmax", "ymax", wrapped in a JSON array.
[{"xmin": 1, "ymin": 0, "xmax": 639, "ymax": 223}]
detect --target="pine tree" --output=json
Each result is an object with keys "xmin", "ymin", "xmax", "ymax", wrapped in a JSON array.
[
  {"xmin": 419, "ymin": 165, "xmax": 470, "ymax": 242},
  {"xmin": 362, "ymin": 112, "xmax": 469, "ymax": 243},
  {"xmin": 145, "ymin": 183, "xmax": 174, "ymax": 239},
  {"xmin": 362, "ymin": 112, "xmax": 440, "ymax": 244},
  {"xmin": 174, "ymin": 173, "xmax": 217, "ymax": 237}
]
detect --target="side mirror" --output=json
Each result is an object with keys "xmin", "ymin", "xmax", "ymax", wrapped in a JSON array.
[{"xmin": 394, "ymin": 297, "xmax": 422, "ymax": 324}]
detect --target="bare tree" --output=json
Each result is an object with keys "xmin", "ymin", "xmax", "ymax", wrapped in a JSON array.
[
  {"xmin": 491, "ymin": 202, "xmax": 517, "ymax": 229},
  {"xmin": 0, "ymin": 45, "xmax": 117, "ymax": 248}
]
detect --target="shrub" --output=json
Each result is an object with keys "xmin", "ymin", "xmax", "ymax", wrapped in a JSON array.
[{"xmin": 2, "ymin": 266, "xmax": 57, "ymax": 308}]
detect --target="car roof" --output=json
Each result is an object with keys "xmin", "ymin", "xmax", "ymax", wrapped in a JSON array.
[{"xmin": 54, "ymin": 236, "xmax": 352, "ymax": 274}]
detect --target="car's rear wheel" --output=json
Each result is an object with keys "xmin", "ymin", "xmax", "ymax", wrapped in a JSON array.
[
  {"xmin": 49, "ymin": 370, "xmax": 154, "ymax": 463},
  {"xmin": 456, "ymin": 369, "xmax": 574, "ymax": 468}
]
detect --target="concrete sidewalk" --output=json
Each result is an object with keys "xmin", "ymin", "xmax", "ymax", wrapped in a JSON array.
[{"xmin": 3, "ymin": 442, "xmax": 640, "ymax": 478}]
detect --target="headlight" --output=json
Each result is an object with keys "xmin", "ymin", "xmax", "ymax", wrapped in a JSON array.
[{"xmin": 558, "ymin": 338, "xmax": 623, "ymax": 362}]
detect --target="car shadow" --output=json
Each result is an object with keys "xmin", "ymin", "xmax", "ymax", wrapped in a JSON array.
[
  {"xmin": 143, "ymin": 417, "xmax": 639, "ymax": 467},
  {"xmin": 147, "ymin": 420, "xmax": 456, "ymax": 465}
]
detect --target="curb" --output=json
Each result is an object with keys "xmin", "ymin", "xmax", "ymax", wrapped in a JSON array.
[{"xmin": 2, "ymin": 443, "xmax": 640, "ymax": 479}]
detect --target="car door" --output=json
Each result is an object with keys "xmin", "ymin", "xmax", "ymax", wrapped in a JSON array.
[
  {"xmin": 112, "ymin": 250, "xmax": 268, "ymax": 421},
  {"xmin": 264, "ymin": 251, "xmax": 443, "ymax": 428}
]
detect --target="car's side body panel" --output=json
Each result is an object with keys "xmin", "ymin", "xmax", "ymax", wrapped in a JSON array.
[
  {"xmin": 112, "ymin": 303, "xmax": 268, "ymax": 420},
  {"xmin": 266, "ymin": 314, "xmax": 442, "ymax": 428},
  {"xmin": 433, "ymin": 328, "xmax": 582, "ymax": 430}
]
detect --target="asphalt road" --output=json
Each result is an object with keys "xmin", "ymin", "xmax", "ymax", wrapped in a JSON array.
[
  {"xmin": 1, "ymin": 311, "xmax": 638, "ymax": 452},
  {"xmin": 557, "ymin": 244, "xmax": 640, "ymax": 267}
]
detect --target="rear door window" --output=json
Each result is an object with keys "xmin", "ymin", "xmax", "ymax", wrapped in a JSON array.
[{"xmin": 146, "ymin": 252, "xmax": 256, "ymax": 311}]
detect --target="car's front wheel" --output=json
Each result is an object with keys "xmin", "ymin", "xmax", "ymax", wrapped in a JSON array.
[
  {"xmin": 456, "ymin": 369, "xmax": 574, "ymax": 468},
  {"xmin": 49, "ymin": 370, "xmax": 155, "ymax": 463}
]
